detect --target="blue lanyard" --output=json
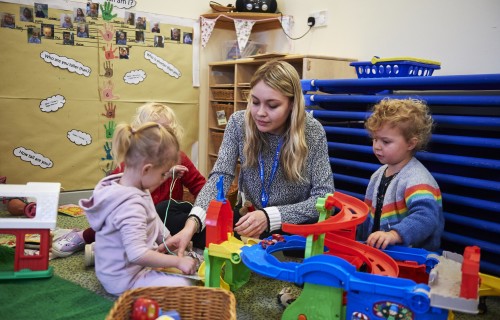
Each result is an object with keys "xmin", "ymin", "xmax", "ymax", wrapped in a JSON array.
[{"xmin": 258, "ymin": 138, "xmax": 283, "ymax": 208}]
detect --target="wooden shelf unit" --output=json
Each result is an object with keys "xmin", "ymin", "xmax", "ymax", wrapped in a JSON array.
[
  {"xmin": 206, "ymin": 54, "xmax": 358, "ymax": 173},
  {"xmin": 200, "ymin": 12, "xmax": 283, "ymax": 32}
]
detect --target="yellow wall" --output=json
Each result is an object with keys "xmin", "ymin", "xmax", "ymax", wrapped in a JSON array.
[{"xmin": 0, "ymin": 1, "xmax": 199, "ymax": 190}]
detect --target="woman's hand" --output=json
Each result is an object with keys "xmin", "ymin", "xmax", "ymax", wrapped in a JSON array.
[
  {"xmin": 234, "ymin": 210, "xmax": 268, "ymax": 238},
  {"xmin": 165, "ymin": 218, "xmax": 197, "ymax": 257},
  {"xmin": 367, "ymin": 230, "xmax": 401, "ymax": 250}
]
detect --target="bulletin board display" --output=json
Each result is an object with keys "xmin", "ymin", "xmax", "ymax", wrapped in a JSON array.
[{"xmin": 0, "ymin": 0, "xmax": 198, "ymax": 191}]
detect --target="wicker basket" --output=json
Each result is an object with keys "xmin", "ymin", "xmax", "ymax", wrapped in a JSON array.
[
  {"xmin": 106, "ymin": 286, "xmax": 236, "ymax": 320},
  {"xmin": 211, "ymin": 130, "xmax": 224, "ymax": 153},
  {"xmin": 212, "ymin": 88, "xmax": 234, "ymax": 101},
  {"xmin": 240, "ymin": 89, "xmax": 250, "ymax": 101},
  {"xmin": 212, "ymin": 103, "xmax": 234, "ymax": 127}
]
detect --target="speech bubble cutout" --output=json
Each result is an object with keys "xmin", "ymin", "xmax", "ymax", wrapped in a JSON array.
[
  {"xmin": 100, "ymin": 0, "xmax": 137, "ymax": 9},
  {"xmin": 144, "ymin": 51, "xmax": 181, "ymax": 79},
  {"xmin": 124, "ymin": 69, "xmax": 146, "ymax": 84},
  {"xmin": 40, "ymin": 95, "xmax": 66, "ymax": 112},
  {"xmin": 67, "ymin": 129, "xmax": 92, "ymax": 146},
  {"xmin": 40, "ymin": 51, "xmax": 91, "ymax": 77},
  {"xmin": 13, "ymin": 147, "xmax": 53, "ymax": 169}
]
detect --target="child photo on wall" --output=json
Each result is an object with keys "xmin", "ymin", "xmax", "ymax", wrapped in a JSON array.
[
  {"xmin": 119, "ymin": 47, "xmax": 129, "ymax": 59},
  {"xmin": 20, "ymin": 7, "xmax": 33, "ymax": 22},
  {"xmin": 27, "ymin": 27, "xmax": 41, "ymax": 44},
  {"xmin": 125, "ymin": 12, "xmax": 135, "ymax": 25},
  {"xmin": 1, "ymin": 13, "xmax": 15, "ymax": 29},
  {"xmin": 151, "ymin": 22, "xmax": 160, "ymax": 33},
  {"xmin": 183, "ymin": 32, "xmax": 192, "ymax": 44},
  {"xmin": 63, "ymin": 31, "xmax": 74, "ymax": 45},
  {"xmin": 136, "ymin": 16, "xmax": 146, "ymax": 30},
  {"xmin": 88, "ymin": 2, "xmax": 99, "ymax": 18},
  {"xmin": 135, "ymin": 31, "xmax": 144, "ymax": 43},
  {"xmin": 116, "ymin": 31, "xmax": 127, "ymax": 45},
  {"xmin": 61, "ymin": 14, "xmax": 73, "ymax": 29},
  {"xmin": 74, "ymin": 7, "xmax": 86, "ymax": 23},
  {"xmin": 154, "ymin": 35, "xmax": 164, "ymax": 47},
  {"xmin": 42, "ymin": 24, "xmax": 54, "ymax": 39},
  {"xmin": 171, "ymin": 28, "xmax": 180, "ymax": 41},
  {"xmin": 34, "ymin": 3, "xmax": 48, "ymax": 19},
  {"xmin": 77, "ymin": 23, "xmax": 88, "ymax": 38}
]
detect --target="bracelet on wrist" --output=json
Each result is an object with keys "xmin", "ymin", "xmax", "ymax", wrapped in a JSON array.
[{"xmin": 187, "ymin": 215, "xmax": 200, "ymax": 233}]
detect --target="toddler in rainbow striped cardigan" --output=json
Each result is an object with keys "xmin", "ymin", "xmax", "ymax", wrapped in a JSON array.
[{"xmin": 357, "ymin": 98, "xmax": 443, "ymax": 252}]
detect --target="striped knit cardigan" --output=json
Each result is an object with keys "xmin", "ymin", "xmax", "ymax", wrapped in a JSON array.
[{"xmin": 356, "ymin": 157, "xmax": 444, "ymax": 251}]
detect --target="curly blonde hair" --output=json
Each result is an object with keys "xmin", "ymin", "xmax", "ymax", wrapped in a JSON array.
[{"xmin": 365, "ymin": 98, "xmax": 434, "ymax": 152}]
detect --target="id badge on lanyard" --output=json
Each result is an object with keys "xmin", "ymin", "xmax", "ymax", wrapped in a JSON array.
[{"xmin": 259, "ymin": 138, "xmax": 283, "ymax": 208}]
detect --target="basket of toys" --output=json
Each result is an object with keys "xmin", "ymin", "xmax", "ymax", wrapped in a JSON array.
[
  {"xmin": 350, "ymin": 56, "xmax": 441, "ymax": 78},
  {"xmin": 106, "ymin": 286, "xmax": 236, "ymax": 320},
  {"xmin": 212, "ymin": 102, "xmax": 234, "ymax": 127},
  {"xmin": 212, "ymin": 88, "xmax": 234, "ymax": 101},
  {"xmin": 211, "ymin": 130, "xmax": 225, "ymax": 153}
]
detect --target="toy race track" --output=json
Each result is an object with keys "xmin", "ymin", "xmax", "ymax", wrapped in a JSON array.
[{"xmin": 240, "ymin": 192, "xmax": 481, "ymax": 320}]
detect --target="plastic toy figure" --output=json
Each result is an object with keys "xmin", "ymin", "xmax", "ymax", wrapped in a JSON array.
[
  {"xmin": 6, "ymin": 198, "xmax": 37, "ymax": 218},
  {"xmin": 1, "ymin": 177, "xmax": 36, "ymax": 218}
]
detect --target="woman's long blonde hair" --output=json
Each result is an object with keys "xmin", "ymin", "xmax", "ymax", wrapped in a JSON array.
[{"xmin": 243, "ymin": 60, "xmax": 308, "ymax": 182}]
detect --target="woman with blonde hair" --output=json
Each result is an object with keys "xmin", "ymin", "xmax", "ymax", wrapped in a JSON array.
[{"xmin": 167, "ymin": 60, "xmax": 334, "ymax": 256}]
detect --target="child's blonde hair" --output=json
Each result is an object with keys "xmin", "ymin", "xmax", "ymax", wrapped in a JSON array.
[
  {"xmin": 244, "ymin": 60, "xmax": 308, "ymax": 183},
  {"xmin": 365, "ymin": 98, "xmax": 434, "ymax": 152},
  {"xmin": 112, "ymin": 122, "xmax": 179, "ymax": 170},
  {"xmin": 131, "ymin": 103, "xmax": 184, "ymax": 141}
]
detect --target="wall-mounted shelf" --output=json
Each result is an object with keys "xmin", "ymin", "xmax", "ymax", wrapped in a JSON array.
[{"xmin": 200, "ymin": 12, "xmax": 283, "ymax": 32}]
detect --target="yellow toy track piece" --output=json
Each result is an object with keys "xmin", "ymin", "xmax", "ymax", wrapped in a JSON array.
[
  {"xmin": 198, "ymin": 260, "xmax": 230, "ymax": 291},
  {"xmin": 479, "ymin": 272, "xmax": 500, "ymax": 296}
]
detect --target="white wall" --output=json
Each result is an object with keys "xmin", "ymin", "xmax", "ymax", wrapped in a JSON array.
[
  {"xmin": 277, "ymin": 0, "xmax": 500, "ymax": 75},
  {"xmin": 125, "ymin": 0, "xmax": 500, "ymax": 75},
  {"xmin": 71, "ymin": 0, "xmax": 500, "ymax": 175}
]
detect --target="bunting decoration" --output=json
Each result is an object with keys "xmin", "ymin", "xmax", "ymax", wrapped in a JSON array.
[
  {"xmin": 280, "ymin": 15, "xmax": 293, "ymax": 35},
  {"xmin": 200, "ymin": 14, "xmax": 288, "ymax": 48},
  {"xmin": 201, "ymin": 16, "xmax": 217, "ymax": 48},
  {"xmin": 234, "ymin": 19, "xmax": 255, "ymax": 52}
]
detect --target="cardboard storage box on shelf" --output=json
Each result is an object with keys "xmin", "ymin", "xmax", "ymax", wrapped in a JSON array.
[{"xmin": 223, "ymin": 40, "xmax": 267, "ymax": 60}]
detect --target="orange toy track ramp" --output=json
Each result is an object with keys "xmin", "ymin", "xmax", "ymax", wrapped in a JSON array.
[
  {"xmin": 282, "ymin": 192, "xmax": 369, "ymax": 236},
  {"xmin": 324, "ymin": 233, "xmax": 399, "ymax": 277}
]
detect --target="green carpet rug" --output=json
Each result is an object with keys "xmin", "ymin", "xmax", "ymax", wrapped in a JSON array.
[{"xmin": 0, "ymin": 246, "xmax": 114, "ymax": 319}]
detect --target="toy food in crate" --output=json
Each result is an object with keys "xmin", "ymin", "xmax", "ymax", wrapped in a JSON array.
[{"xmin": 350, "ymin": 56, "xmax": 441, "ymax": 78}]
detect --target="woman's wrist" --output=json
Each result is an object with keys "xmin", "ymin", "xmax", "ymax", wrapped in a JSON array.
[
  {"xmin": 186, "ymin": 215, "xmax": 200, "ymax": 234},
  {"xmin": 261, "ymin": 209, "xmax": 270, "ymax": 231}
]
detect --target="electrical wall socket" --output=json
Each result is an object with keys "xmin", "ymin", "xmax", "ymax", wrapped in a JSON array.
[{"xmin": 309, "ymin": 10, "xmax": 328, "ymax": 27}]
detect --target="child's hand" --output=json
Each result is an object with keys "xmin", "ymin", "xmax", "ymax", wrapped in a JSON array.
[
  {"xmin": 177, "ymin": 256, "xmax": 197, "ymax": 275},
  {"xmin": 367, "ymin": 230, "xmax": 401, "ymax": 250},
  {"xmin": 157, "ymin": 243, "xmax": 167, "ymax": 254},
  {"xmin": 170, "ymin": 165, "xmax": 188, "ymax": 179}
]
